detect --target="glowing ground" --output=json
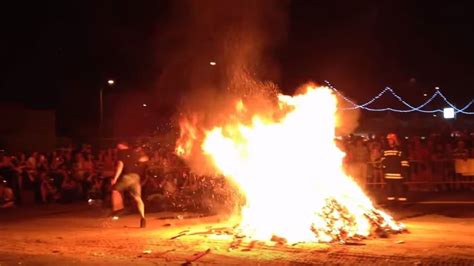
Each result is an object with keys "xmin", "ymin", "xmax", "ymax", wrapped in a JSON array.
[{"xmin": 1, "ymin": 203, "xmax": 473, "ymax": 265}]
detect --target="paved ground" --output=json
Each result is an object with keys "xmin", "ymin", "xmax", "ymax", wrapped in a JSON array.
[{"xmin": 1, "ymin": 199, "xmax": 474, "ymax": 265}]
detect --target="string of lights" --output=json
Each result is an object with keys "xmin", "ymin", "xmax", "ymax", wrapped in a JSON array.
[{"xmin": 324, "ymin": 80, "xmax": 474, "ymax": 115}]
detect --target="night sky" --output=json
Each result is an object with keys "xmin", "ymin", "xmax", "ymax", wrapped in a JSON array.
[{"xmin": 1, "ymin": 1, "xmax": 474, "ymax": 136}]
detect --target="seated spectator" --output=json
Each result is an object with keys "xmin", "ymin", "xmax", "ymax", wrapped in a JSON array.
[
  {"xmin": 162, "ymin": 174, "xmax": 177, "ymax": 198},
  {"xmin": 431, "ymin": 143, "xmax": 448, "ymax": 191},
  {"xmin": 146, "ymin": 174, "xmax": 177, "ymax": 207},
  {"xmin": 347, "ymin": 137, "xmax": 369, "ymax": 188},
  {"xmin": 39, "ymin": 171, "xmax": 59, "ymax": 203},
  {"xmin": 87, "ymin": 176, "xmax": 103, "ymax": 200},
  {"xmin": 452, "ymin": 140, "xmax": 470, "ymax": 190},
  {"xmin": 73, "ymin": 153, "xmax": 86, "ymax": 181},
  {"xmin": 26, "ymin": 152, "xmax": 37, "ymax": 177},
  {"xmin": 81, "ymin": 155, "xmax": 94, "ymax": 195},
  {"xmin": 368, "ymin": 141, "xmax": 384, "ymax": 188},
  {"xmin": 142, "ymin": 173, "xmax": 162, "ymax": 198},
  {"xmin": 0, "ymin": 155, "xmax": 22, "ymax": 204},
  {"xmin": 470, "ymin": 133, "xmax": 474, "ymax": 158},
  {"xmin": 49, "ymin": 151, "xmax": 64, "ymax": 172},
  {"xmin": 83, "ymin": 154, "xmax": 95, "ymax": 177},
  {"xmin": 452, "ymin": 140, "xmax": 469, "ymax": 160},
  {"xmin": 37, "ymin": 153, "xmax": 49, "ymax": 172},
  {"xmin": 101, "ymin": 149, "xmax": 116, "ymax": 178},
  {"xmin": 408, "ymin": 137, "xmax": 431, "ymax": 190},
  {"xmin": 60, "ymin": 172, "xmax": 81, "ymax": 203},
  {"xmin": 0, "ymin": 177, "xmax": 15, "ymax": 208}
]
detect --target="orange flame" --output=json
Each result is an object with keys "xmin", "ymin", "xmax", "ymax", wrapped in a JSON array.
[
  {"xmin": 235, "ymin": 99, "xmax": 246, "ymax": 113},
  {"xmin": 175, "ymin": 114, "xmax": 199, "ymax": 157},
  {"xmin": 177, "ymin": 85, "xmax": 403, "ymax": 243}
]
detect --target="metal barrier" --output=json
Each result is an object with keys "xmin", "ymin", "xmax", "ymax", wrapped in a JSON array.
[
  {"xmin": 140, "ymin": 159, "xmax": 474, "ymax": 193},
  {"xmin": 365, "ymin": 159, "xmax": 474, "ymax": 190}
]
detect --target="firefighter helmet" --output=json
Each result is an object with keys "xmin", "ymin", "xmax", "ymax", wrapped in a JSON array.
[{"xmin": 386, "ymin": 133, "xmax": 399, "ymax": 146}]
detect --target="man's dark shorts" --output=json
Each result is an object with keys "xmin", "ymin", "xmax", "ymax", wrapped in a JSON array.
[{"xmin": 112, "ymin": 173, "xmax": 141, "ymax": 198}]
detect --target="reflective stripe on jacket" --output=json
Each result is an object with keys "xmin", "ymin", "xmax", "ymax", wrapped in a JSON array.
[{"xmin": 381, "ymin": 148, "xmax": 409, "ymax": 179}]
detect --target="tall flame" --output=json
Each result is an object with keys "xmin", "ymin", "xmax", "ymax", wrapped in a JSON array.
[
  {"xmin": 175, "ymin": 114, "xmax": 199, "ymax": 157},
  {"xmin": 177, "ymin": 85, "xmax": 403, "ymax": 243}
]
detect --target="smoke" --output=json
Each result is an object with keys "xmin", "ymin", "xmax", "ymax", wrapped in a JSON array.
[
  {"xmin": 161, "ymin": 0, "xmax": 288, "ymax": 174},
  {"xmin": 167, "ymin": 0, "xmax": 361, "ymax": 176},
  {"xmin": 154, "ymin": 0, "xmax": 288, "ymax": 107},
  {"xmin": 335, "ymin": 95, "xmax": 361, "ymax": 136}
]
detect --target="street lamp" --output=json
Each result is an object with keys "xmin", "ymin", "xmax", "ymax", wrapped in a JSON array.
[{"xmin": 100, "ymin": 79, "xmax": 114, "ymax": 141}]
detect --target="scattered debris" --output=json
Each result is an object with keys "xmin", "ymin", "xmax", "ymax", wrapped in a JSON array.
[
  {"xmin": 168, "ymin": 221, "xmax": 394, "ymax": 251},
  {"xmin": 241, "ymin": 240, "xmax": 258, "ymax": 251},
  {"xmin": 191, "ymin": 228, "xmax": 233, "ymax": 236},
  {"xmin": 178, "ymin": 229, "xmax": 190, "ymax": 234},
  {"xmin": 182, "ymin": 248, "xmax": 211, "ymax": 265},
  {"xmin": 155, "ymin": 249, "xmax": 175, "ymax": 258},
  {"xmin": 343, "ymin": 241, "xmax": 366, "ymax": 246},
  {"xmin": 228, "ymin": 238, "xmax": 242, "ymax": 251},
  {"xmin": 170, "ymin": 232, "xmax": 188, "ymax": 240},
  {"xmin": 271, "ymin": 235, "xmax": 287, "ymax": 245},
  {"xmin": 157, "ymin": 216, "xmax": 177, "ymax": 220},
  {"xmin": 170, "ymin": 226, "xmax": 237, "ymax": 240}
]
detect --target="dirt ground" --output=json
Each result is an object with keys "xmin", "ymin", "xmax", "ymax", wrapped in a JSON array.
[{"xmin": 1, "ymin": 203, "xmax": 474, "ymax": 265}]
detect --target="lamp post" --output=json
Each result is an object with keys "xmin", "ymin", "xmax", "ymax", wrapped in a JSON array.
[{"xmin": 99, "ymin": 79, "xmax": 115, "ymax": 143}]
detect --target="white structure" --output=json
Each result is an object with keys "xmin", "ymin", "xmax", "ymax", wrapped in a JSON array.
[{"xmin": 443, "ymin": 107, "xmax": 455, "ymax": 119}]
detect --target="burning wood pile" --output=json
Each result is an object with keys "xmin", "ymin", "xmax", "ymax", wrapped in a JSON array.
[
  {"xmin": 170, "ymin": 198, "xmax": 405, "ymax": 249},
  {"xmin": 310, "ymin": 198, "xmax": 405, "ymax": 243},
  {"xmin": 175, "ymin": 85, "xmax": 406, "ymax": 245}
]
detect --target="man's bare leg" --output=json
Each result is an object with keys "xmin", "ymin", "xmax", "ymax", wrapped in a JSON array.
[
  {"xmin": 111, "ymin": 190, "xmax": 124, "ymax": 212},
  {"xmin": 130, "ymin": 178, "xmax": 146, "ymax": 227},
  {"xmin": 132, "ymin": 195, "xmax": 145, "ymax": 219},
  {"xmin": 132, "ymin": 195, "xmax": 146, "ymax": 228}
]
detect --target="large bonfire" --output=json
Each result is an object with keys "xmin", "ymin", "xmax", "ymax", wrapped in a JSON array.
[{"xmin": 176, "ymin": 84, "xmax": 404, "ymax": 244}]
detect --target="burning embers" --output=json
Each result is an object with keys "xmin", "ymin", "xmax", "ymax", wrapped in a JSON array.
[{"xmin": 176, "ymin": 85, "xmax": 404, "ymax": 244}]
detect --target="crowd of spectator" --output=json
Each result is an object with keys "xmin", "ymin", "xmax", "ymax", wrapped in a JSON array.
[
  {"xmin": 0, "ymin": 144, "xmax": 112, "ymax": 207},
  {"xmin": 1, "ymin": 130, "xmax": 474, "ymax": 209},
  {"xmin": 341, "ymin": 131, "xmax": 474, "ymax": 191},
  {"xmin": 0, "ymin": 143, "xmax": 232, "ymax": 210}
]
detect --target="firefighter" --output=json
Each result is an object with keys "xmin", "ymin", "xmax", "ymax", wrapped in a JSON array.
[{"xmin": 381, "ymin": 133, "xmax": 410, "ymax": 203}]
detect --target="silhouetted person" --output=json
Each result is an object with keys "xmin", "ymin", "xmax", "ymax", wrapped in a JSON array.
[{"xmin": 111, "ymin": 140, "xmax": 149, "ymax": 228}]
